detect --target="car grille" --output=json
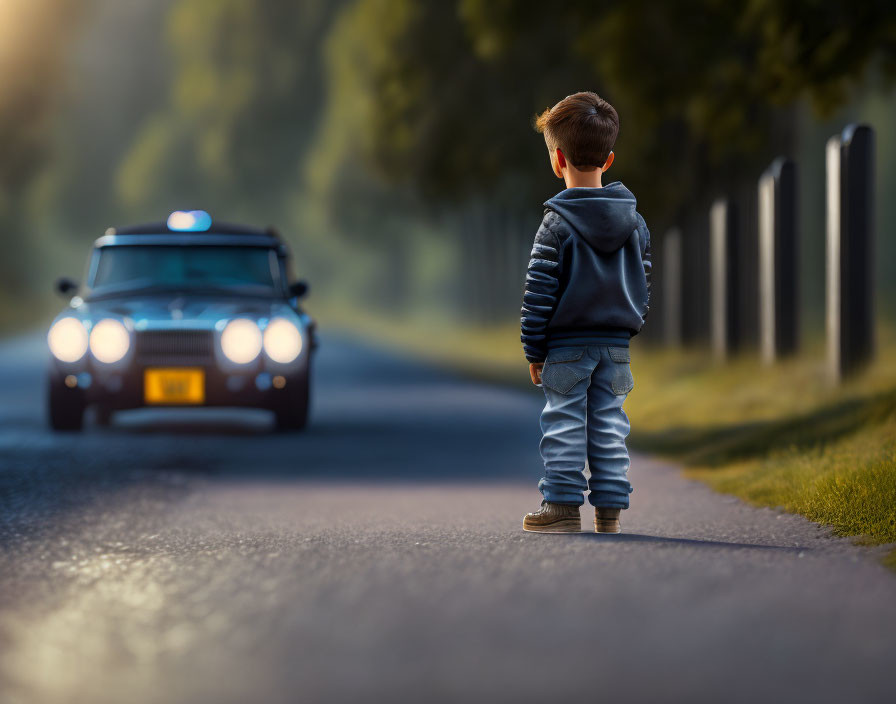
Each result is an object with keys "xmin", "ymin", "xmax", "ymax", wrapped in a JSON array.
[{"xmin": 135, "ymin": 329, "xmax": 214, "ymax": 365}]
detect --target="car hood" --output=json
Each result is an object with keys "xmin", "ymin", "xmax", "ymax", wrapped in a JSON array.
[{"xmin": 66, "ymin": 293, "xmax": 299, "ymax": 329}]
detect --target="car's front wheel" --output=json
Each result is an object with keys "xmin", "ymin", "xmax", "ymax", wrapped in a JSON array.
[
  {"xmin": 273, "ymin": 374, "xmax": 310, "ymax": 432},
  {"xmin": 47, "ymin": 372, "xmax": 86, "ymax": 431}
]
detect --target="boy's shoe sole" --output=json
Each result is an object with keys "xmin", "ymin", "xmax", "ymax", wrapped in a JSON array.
[
  {"xmin": 593, "ymin": 520, "xmax": 621, "ymax": 534},
  {"xmin": 523, "ymin": 518, "xmax": 581, "ymax": 533}
]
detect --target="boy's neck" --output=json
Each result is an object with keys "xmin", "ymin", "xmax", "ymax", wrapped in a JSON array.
[{"xmin": 562, "ymin": 167, "xmax": 603, "ymax": 189}]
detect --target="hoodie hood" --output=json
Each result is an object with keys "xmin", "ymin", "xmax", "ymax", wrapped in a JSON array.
[{"xmin": 544, "ymin": 183, "xmax": 638, "ymax": 254}]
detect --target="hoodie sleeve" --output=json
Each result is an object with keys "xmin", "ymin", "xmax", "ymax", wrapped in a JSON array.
[
  {"xmin": 637, "ymin": 213, "xmax": 652, "ymax": 328},
  {"xmin": 521, "ymin": 211, "xmax": 564, "ymax": 363}
]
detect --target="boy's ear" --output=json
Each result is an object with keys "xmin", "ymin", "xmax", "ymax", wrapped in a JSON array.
[
  {"xmin": 601, "ymin": 151, "xmax": 615, "ymax": 172},
  {"xmin": 553, "ymin": 148, "xmax": 567, "ymax": 178}
]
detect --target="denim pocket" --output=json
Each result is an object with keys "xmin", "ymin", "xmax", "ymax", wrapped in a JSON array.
[
  {"xmin": 545, "ymin": 348, "xmax": 584, "ymax": 363},
  {"xmin": 608, "ymin": 346, "xmax": 630, "ymax": 363},
  {"xmin": 542, "ymin": 348, "xmax": 590, "ymax": 394},
  {"xmin": 607, "ymin": 347, "xmax": 634, "ymax": 395},
  {"xmin": 610, "ymin": 367, "xmax": 634, "ymax": 395}
]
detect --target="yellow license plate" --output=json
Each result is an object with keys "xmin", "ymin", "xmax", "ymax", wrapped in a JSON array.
[{"xmin": 144, "ymin": 368, "xmax": 205, "ymax": 405}]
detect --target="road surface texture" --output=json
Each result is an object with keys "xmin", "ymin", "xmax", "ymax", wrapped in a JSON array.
[{"xmin": 1, "ymin": 332, "xmax": 894, "ymax": 704}]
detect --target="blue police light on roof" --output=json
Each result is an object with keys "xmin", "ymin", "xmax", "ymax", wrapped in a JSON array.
[{"xmin": 167, "ymin": 210, "xmax": 213, "ymax": 232}]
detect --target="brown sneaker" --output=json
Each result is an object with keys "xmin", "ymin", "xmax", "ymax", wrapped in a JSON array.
[
  {"xmin": 594, "ymin": 507, "xmax": 622, "ymax": 534},
  {"xmin": 523, "ymin": 501, "xmax": 581, "ymax": 533}
]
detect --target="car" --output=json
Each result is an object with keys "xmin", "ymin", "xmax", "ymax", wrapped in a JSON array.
[{"xmin": 46, "ymin": 210, "xmax": 316, "ymax": 432}]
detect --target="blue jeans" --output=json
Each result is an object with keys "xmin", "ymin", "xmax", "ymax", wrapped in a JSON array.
[{"xmin": 538, "ymin": 345, "xmax": 634, "ymax": 508}]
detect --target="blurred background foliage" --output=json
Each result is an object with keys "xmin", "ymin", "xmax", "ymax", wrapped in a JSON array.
[{"xmin": 2, "ymin": 0, "xmax": 896, "ymax": 333}]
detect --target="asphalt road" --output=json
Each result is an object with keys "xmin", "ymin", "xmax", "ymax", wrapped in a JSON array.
[{"xmin": 1, "ymin": 331, "xmax": 895, "ymax": 704}]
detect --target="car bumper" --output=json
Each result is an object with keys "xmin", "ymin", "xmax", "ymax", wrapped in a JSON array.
[{"xmin": 49, "ymin": 361, "xmax": 308, "ymax": 411}]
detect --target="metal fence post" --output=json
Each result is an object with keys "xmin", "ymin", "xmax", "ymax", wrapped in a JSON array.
[
  {"xmin": 710, "ymin": 199, "xmax": 739, "ymax": 359},
  {"xmin": 826, "ymin": 124, "xmax": 875, "ymax": 381},
  {"xmin": 662, "ymin": 228, "xmax": 683, "ymax": 346},
  {"xmin": 758, "ymin": 158, "xmax": 799, "ymax": 364}
]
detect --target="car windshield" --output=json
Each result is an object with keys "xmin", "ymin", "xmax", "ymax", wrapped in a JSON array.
[{"xmin": 90, "ymin": 245, "xmax": 282, "ymax": 295}]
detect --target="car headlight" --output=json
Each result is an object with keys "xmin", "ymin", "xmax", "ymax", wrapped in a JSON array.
[
  {"xmin": 263, "ymin": 318, "xmax": 302, "ymax": 364},
  {"xmin": 48, "ymin": 317, "xmax": 88, "ymax": 362},
  {"xmin": 221, "ymin": 318, "xmax": 262, "ymax": 364},
  {"xmin": 89, "ymin": 319, "xmax": 130, "ymax": 363}
]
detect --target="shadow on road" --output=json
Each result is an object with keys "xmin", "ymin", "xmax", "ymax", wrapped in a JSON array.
[
  {"xmin": 112, "ymin": 409, "xmax": 274, "ymax": 435},
  {"xmin": 569, "ymin": 532, "xmax": 809, "ymax": 552}
]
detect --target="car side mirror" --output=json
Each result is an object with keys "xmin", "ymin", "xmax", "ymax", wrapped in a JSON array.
[
  {"xmin": 289, "ymin": 280, "xmax": 309, "ymax": 299},
  {"xmin": 55, "ymin": 277, "xmax": 79, "ymax": 297}
]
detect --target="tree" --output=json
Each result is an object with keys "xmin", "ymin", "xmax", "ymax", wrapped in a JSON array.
[
  {"xmin": 117, "ymin": 0, "xmax": 343, "ymax": 222},
  {"xmin": 317, "ymin": 0, "xmax": 896, "ymax": 223},
  {"xmin": 0, "ymin": 0, "xmax": 84, "ymax": 298}
]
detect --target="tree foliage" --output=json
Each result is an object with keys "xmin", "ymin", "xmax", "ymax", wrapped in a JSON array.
[
  {"xmin": 310, "ymin": 0, "xmax": 593, "ymax": 213},
  {"xmin": 4, "ymin": 0, "xmax": 896, "ymax": 323},
  {"xmin": 118, "ymin": 0, "xmax": 342, "ymax": 220},
  {"xmin": 0, "ymin": 0, "xmax": 83, "ymax": 295},
  {"xmin": 0, "ymin": 0, "xmax": 81, "ymax": 198},
  {"xmin": 317, "ymin": 0, "xmax": 896, "ymax": 221}
]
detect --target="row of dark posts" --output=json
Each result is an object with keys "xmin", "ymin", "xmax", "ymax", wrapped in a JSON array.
[{"xmin": 662, "ymin": 123, "xmax": 875, "ymax": 383}]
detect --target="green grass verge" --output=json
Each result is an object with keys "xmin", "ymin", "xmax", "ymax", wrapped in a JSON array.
[
  {"xmin": 628, "ymin": 336, "xmax": 896, "ymax": 563},
  {"xmin": 316, "ymin": 305, "xmax": 896, "ymax": 566}
]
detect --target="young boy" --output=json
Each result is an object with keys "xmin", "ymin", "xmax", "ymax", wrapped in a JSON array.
[{"xmin": 521, "ymin": 91, "xmax": 651, "ymax": 534}]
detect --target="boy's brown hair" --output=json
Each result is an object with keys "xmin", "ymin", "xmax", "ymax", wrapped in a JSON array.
[{"xmin": 535, "ymin": 92, "xmax": 618, "ymax": 171}]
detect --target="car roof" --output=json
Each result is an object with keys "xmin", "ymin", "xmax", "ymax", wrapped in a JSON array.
[
  {"xmin": 112, "ymin": 220, "xmax": 276, "ymax": 237},
  {"xmin": 94, "ymin": 219, "xmax": 286, "ymax": 249}
]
